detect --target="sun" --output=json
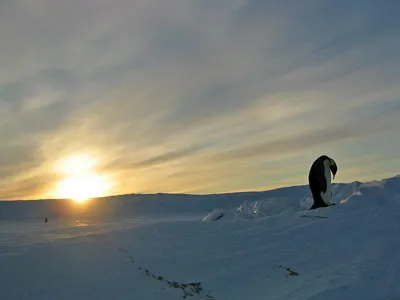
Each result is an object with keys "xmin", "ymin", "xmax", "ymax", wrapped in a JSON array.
[
  {"xmin": 53, "ymin": 153, "xmax": 115, "ymax": 203},
  {"xmin": 56, "ymin": 173, "xmax": 113, "ymax": 203}
]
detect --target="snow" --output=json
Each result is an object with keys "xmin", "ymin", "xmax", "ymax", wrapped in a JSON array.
[
  {"xmin": 1, "ymin": 174, "xmax": 400, "ymax": 300},
  {"xmin": 202, "ymin": 209, "xmax": 225, "ymax": 221}
]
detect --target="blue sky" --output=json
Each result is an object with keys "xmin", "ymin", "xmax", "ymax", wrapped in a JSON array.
[{"xmin": 0, "ymin": 0, "xmax": 399, "ymax": 199}]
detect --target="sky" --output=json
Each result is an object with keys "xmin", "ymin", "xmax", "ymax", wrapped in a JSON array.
[{"xmin": 0, "ymin": 0, "xmax": 400, "ymax": 200}]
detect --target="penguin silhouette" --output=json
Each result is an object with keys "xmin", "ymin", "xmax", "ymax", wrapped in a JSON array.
[{"xmin": 308, "ymin": 155, "xmax": 338, "ymax": 210}]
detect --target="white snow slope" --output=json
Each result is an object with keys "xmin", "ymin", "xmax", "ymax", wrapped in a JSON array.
[{"xmin": 1, "ymin": 174, "xmax": 400, "ymax": 300}]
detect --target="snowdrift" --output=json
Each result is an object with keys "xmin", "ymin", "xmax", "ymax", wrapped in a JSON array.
[
  {"xmin": 0, "ymin": 185, "xmax": 310, "ymax": 222},
  {"xmin": 2, "ymin": 175, "xmax": 399, "ymax": 222}
]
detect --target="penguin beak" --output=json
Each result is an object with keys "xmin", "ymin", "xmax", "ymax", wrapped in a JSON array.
[{"xmin": 331, "ymin": 164, "xmax": 337, "ymax": 180}]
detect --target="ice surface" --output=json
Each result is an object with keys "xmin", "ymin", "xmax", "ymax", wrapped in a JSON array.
[{"xmin": 1, "ymin": 174, "xmax": 400, "ymax": 300}]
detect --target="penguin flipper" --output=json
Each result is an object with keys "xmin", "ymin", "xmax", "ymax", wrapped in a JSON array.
[{"xmin": 319, "ymin": 164, "xmax": 327, "ymax": 193}]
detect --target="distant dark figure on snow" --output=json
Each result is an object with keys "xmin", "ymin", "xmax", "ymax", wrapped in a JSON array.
[
  {"xmin": 308, "ymin": 155, "xmax": 338, "ymax": 210},
  {"xmin": 45, "ymin": 217, "xmax": 48, "ymax": 223}
]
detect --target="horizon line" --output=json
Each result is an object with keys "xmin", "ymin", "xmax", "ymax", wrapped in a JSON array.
[{"xmin": 2, "ymin": 172, "xmax": 398, "ymax": 202}]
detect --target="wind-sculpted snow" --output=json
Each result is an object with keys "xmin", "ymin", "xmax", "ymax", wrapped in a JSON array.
[
  {"xmin": 214, "ymin": 174, "xmax": 400, "ymax": 221},
  {"xmin": 0, "ymin": 186, "xmax": 312, "ymax": 222},
  {"xmin": 1, "ymin": 175, "xmax": 400, "ymax": 223}
]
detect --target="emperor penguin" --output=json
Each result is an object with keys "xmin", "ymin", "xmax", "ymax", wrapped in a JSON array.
[{"xmin": 308, "ymin": 155, "xmax": 338, "ymax": 210}]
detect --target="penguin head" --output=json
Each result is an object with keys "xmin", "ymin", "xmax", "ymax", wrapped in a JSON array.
[{"xmin": 328, "ymin": 158, "xmax": 337, "ymax": 179}]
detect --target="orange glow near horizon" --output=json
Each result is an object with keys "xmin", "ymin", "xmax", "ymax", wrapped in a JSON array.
[{"xmin": 52, "ymin": 153, "xmax": 115, "ymax": 203}]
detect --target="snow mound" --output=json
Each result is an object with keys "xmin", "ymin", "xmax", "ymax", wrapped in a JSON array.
[
  {"xmin": 235, "ymin": 196, "xmax": 306, "ymax": 219},
  {"xmin": 202, "ymin": 209, "xmax": 225, "ymax": 221}
]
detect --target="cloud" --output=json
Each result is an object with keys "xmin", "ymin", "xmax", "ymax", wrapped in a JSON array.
[
  {"xmin": 213, "ymin": 111, "xmax": 396, "ymax": 161},
  {"xmin": 1, "ymin": 0, "xmax": 400, "ymax": 199}
]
